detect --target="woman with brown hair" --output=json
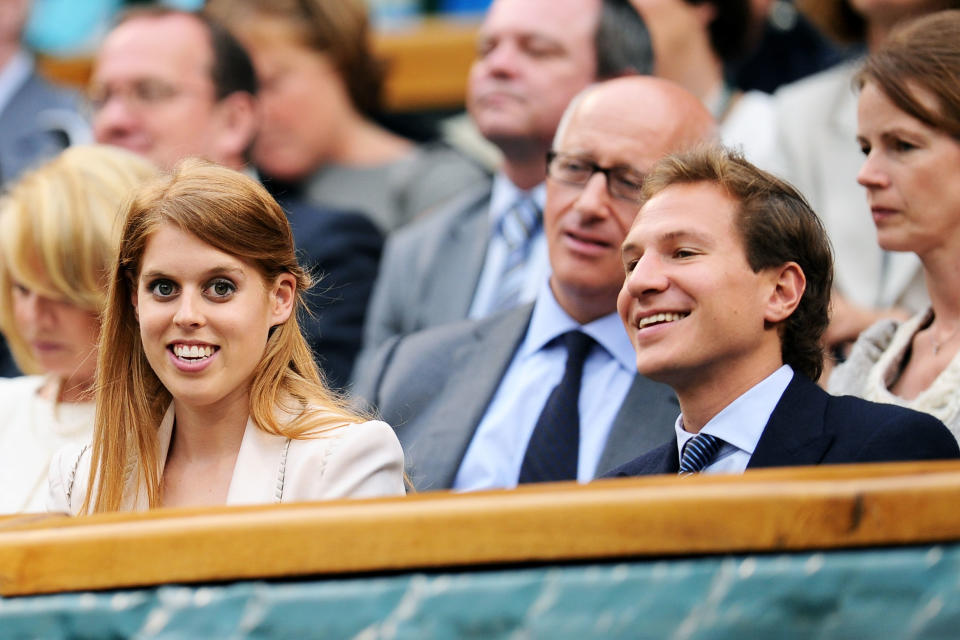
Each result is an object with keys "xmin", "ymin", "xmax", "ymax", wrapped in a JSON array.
[
  {"xmin": 204, "ymin": 0, "xmax": 488, "ymax": 233},
  {"xmin": 48, "ymin": 160, "xmax": 404, "ymax": 514},
  {"xmin": 829, "ymin": 10, "xmax": 960, "ymax": 439}
]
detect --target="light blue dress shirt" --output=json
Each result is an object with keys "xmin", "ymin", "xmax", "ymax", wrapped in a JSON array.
[
  {"xmin": 468, "ymin": 173, "xmax": 549, "ymax": 320},
  {"xmin": 454, "ymin": 279, "xmax": 637, "ymax": 490},
  {"xmin": 675, "ymin": 365, "xmax": 795, "ymax": 474}
]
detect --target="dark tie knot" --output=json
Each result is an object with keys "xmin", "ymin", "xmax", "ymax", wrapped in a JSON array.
[
  {"xmin": 679, "ymin": 432, "xmax": 724, "ymax": 475},
  {"xmin": 561, "ymin": 330, "xmax": 594, "ymax": 368}
]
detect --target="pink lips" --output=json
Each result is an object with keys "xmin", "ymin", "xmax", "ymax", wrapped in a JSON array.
[{"xmin": 167, "ymin": 346, "xmax": 219, "ymax": 373}]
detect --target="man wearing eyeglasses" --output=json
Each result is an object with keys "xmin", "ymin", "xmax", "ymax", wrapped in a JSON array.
[
  {"xmin": 354, "ymin": 76, "xmax": 717, "ymax": 490},
  {"xmin": 90, "ymin": 8, "xmax": 259, "ymax": 172},
  {"xmin": 354, "ymin": 0, "xmax": 655, "ymax": 379}
]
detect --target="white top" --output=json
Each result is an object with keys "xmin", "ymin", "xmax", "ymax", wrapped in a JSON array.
[
  {"xmin": 455, "ymin": 278, "xmax": 636, "ymax": 489},
  {"xmin": 829, "ymin": 309, "xmax": 960, "ymax": 442},
  {"xmin": 48, "ymin": 403, "xmax": 405, "ymax": 514},
  {"xmin": 721, "ymin": 89, "xmax": 780, "ymax": 173},
  {"xmin": 675, "ymin": 365, "xmax": 794, "ymax": 473},
  {"xmin": 0, "ymin": 375, "xmax": 95, "ymax": 513}
]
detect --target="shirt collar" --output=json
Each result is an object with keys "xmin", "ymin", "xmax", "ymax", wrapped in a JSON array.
[
  {"xmin": 520, "ymin": 278, "xmax": 636, "ymax": 372},
  {"xmin": 489, "ymin": 172, "xmax": 546, "ymax": 226},
  {"xmin": 675, "ymin": 365, "xmax": 794, "ymax": 456}
]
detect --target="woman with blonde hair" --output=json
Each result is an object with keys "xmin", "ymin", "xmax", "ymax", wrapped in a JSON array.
[
  {"xmin": 49, "ymin": 159, "xmax": 404, "ymax": 514},
  {"xmin": 203, "ymin": 0, "xmax": 488, "ymax": 233},
  {"xmin": 829, "ymin": 10, "xmax": 960, "ymax": 438},
  {"xmin": 0, "ymin": 145, "xmax": 157, "ymax": 513}
]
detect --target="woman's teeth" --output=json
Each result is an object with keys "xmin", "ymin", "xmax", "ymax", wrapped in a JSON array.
[{"xmin": 173, "ymin": 344, "xmax": 215, "ymax": 359}]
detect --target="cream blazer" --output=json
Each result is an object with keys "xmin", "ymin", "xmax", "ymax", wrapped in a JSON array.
[{"xmin": 48, "ymin": 404, "xmax": 405, "ymax": 514}]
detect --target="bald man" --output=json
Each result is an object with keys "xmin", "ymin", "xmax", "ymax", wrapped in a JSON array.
[{"xmin": 354, "ymin": 76, "xmax": 717, "ymax": 491}]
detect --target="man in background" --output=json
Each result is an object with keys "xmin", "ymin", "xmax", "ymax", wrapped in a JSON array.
[
  {"xmin": 354, "ymin": 0, "xmax": 654, "ymax": 380},
  {"xmin": 90, "ymin": 8, "xmax": 380, "ymax": 388}
]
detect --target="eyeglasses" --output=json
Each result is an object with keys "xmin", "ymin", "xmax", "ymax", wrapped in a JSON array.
[
  {"xmin": 88, "ymin": 79, "xmax": 198, "ymax": 113},
  {"xmin": 546, "ymin": 151, "xmax": 645, "ymax": 203}
]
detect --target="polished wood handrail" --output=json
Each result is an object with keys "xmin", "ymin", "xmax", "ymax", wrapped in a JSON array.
[{"xmin": 1, "ymin": 460, "xmax": 960, "ymax": 596}]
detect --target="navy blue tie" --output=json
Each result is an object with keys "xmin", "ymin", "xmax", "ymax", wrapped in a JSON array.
[
  {"xmin": 518, "ymin": 331, "xmax": 594, "ymax": 483},
  {"xmin": 679, "ymin": 433, "xmax": 724, "ymax": 475}
]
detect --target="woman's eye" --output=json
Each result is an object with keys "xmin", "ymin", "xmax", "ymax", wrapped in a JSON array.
[
  {"xmin": 150, "ymin": 280, "xmax": 176, "ymax": 298},
  {"xmin": 893, "ymin": 139, "xmax": 916, "ymax": 152},
  {"xmin": 207, "ymin": 279, "xmax": 236, "ymax": 299}
]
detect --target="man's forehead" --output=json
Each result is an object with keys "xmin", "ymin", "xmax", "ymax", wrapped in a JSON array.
[
  {"xmin": 633, "ymin": 183, "xmax": 738, "ymax": 236},
  {"xmin": 97, "ymin": 15, "xmax": 213, "ymax": 83},
  {"xmin": 482, "ymin": 0, "xmax": 598, "ymax": 40},
  {"xmin": 557, "ymin": 110, "xmax": 680, "ymax": 171}
]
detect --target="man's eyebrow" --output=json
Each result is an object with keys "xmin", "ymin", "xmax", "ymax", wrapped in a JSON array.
[{"xmin": 659, "ymin": 229, "xmax": 715, "ymax": 246}]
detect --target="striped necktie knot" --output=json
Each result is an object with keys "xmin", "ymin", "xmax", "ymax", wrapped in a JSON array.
[{"xmin": 679, "ymin": 433, "xmax": 724, "ymax": 475}]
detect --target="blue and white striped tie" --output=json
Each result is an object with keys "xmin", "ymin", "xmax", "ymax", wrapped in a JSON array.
[
  {"xmin": 491, "ymin": 196, "xmax": 541, "ymax": 313},
  {"xmin": 679, "ymin": 433, "xmax": 724, "ymax": 475}
]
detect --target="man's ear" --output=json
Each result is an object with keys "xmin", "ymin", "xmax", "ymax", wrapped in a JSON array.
[
  {"xmin": 210, "ymin": 91, "xmax": 259, "ymax": 167},
  {"xmin": 269, "ymin": 273, "xmax": 296, "ymax": 326},
  {"xmin": 764, "ymin": 262, "xmax": 805, "ymax": 324}
]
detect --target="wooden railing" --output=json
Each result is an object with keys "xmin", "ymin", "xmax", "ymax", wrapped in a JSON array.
[
  {"xmin": 37, "ymin": 17, "xmax": 481, "ymax": 112},
  {"xmin": 2, "ymin": 460, "xmax": 960, "ymax": 597}
]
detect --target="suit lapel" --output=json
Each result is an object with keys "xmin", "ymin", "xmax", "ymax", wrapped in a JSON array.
[
  {"xmin": 748, "ymin": 374, "xmax": 836, "ymax": 469},
  {"xmin": 226, "ymin": 416, "xmax": 288, "ymax": 504},
  {"xmin": 421, "ymin": 192, "xmax": 491, "ymax": 326},
  {"xmin": 596, "ymin": 375, "xmax": 679, "ymax": 475},
  {"xmin": 410, "ymin": 305, "xmax": 533, "ymax": 490}
]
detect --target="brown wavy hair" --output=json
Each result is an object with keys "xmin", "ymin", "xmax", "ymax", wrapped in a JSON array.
[
  {"xmin": 83, "ymin": 158, "xmax": 366, "ymax": 514},
  {"xmin": 204, "ymin": 0, "xmax": 385, "ymax": 116},
  {"xmin": 639, "ymin": 145, "xmax": 834, "ymax": 381},
  {"xmin": 856, "ymin": 10, "xmax": 960, "ymax": 139}
]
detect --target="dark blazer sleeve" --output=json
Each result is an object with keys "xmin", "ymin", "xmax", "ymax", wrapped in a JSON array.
[
  {"xmin": 826, "ymin": 395, "xmax": 960, "ymax": 463},
  {"xmin": 282, "ymin": 198, "xmax": 383, "ymax": 390}
]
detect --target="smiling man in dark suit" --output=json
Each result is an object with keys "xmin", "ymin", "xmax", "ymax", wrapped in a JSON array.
[
  {"xmin": 608, "ymin": 146, "xmax": 958, "ymax": 477},
  {"xmin": 354, "ymin": 76, "xmax": 717, "ymax": 491}
]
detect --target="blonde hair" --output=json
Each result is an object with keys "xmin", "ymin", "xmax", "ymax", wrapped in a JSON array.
[
  {"xmin": 84, "ymin": 158, "xmax": 366, "ymax": 514},
  {"xmin": 0, "ymin": 145, "xmax": 158, "ymax": 373}
]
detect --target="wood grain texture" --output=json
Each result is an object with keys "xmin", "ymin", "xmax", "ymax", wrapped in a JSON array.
[{"xmin": 2, "ymin": 461, "xmax": 960, "ymax": 596}]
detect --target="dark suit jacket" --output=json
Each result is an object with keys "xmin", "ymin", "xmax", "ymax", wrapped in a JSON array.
[
  {"xmin": 353, "ymin": 303, "xmax": 679, "ymax": 491},
  {"xmin": 607, "ymin": 373, "xmax": 960, "ymax": 476},
  {"xmin": 281, "ymin": 198, "xmax": 382, "ymax": 390}
]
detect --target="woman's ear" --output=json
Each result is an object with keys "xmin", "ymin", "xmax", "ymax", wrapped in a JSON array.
[
  {"xmin": 130, "ymin": 285, "xmax": 139, "ymax": 322},
  {"xmin": 269, "ymin": 273, "xmax": 296, "ymax": 326}
]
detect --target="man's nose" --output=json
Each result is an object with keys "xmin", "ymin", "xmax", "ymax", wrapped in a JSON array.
[
  {"xmin": 625, "ymin": 252, "xmax": 668, "ymax": 297},
  {"xmin": 92, "ymin": 93, "xmax": 139, "ymax": 141}
]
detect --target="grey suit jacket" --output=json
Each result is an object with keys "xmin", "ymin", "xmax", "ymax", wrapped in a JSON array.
[
  {"xmin": 0, "ymin": 67, "xmax": 89, "ymax": 187},
  {"xmin": 352, "ymin": 182, "xmax": 492, "ymax": 383},
  {"xmin": 353, "ymin": 303, "xmax": 679, "ymax": 491}
]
